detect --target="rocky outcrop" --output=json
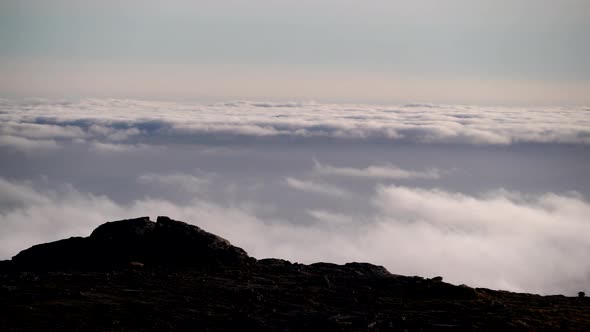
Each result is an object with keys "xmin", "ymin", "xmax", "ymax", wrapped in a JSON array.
[
  {"xmin": 1, "ymin": 216, "xmax": 588, "ymax": 331},
  {"xmin": 10, "ymin": 216, "xmax": 251, "ymax": 270}
]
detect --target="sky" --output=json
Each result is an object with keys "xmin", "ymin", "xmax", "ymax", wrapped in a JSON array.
[
  {"xmin": 1, "ymin": 0, "xmax": 589, "ymax": 104},
  {"xmin": 1, "ymin": 2, "xmax": 590, "ymax": 296}
]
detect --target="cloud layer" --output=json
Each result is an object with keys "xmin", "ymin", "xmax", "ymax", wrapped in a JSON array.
[
  {"xmin": 1, "ymin": 99, "xmax": 589, "ymax": 152},
  {"xmin": 1, "ymin": 97, "xmax": 589, "ymax": 296}
]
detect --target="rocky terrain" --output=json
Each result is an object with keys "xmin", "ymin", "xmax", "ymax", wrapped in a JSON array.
[{"xmin": 0, "ymin": 216, "xmax": 588, "ymax": 331}]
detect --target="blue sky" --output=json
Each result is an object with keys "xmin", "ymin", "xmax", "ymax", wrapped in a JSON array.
[{"xmin": 1, "ymin": 0, "xmax": 589, "ymax": 104}]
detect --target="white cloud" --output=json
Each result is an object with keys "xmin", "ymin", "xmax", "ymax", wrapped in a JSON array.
[
  {"xmin": 0, "ymin": 135, "xmax": 60, "ymax": 153},
  {"xmin": 367, "ymin": 185, "xmax": 590, "ymax": 294},
  {"xmin": 1, "ymin": 99, "xmax": 589, "ymax": 147},
  {"xmin": 313, "ymin": 160, "xmax": 440, "ymax": 180},
  {"xmin": 88, "ymin": 125, "xmax": 141, "ymax": 141},
  {"xmin": 89, "ymin": 142, "xmax": 151, "ymax": 153},
  {"xmin": 0, "ymin": 177, "xmax": 52, "ymax": 208},
  {"xmin": 1, "ymin": 177, "xmax": 589, "ymax": 296},
  {"xmin": 0, "ymin": 122, "xmax": 86, "ymax": 140},
  {"xmin": 284, "ymin": 177, "xmax": 352, "ymax": 198},
  {"xmin": 307, "ymin": 209, "xmax": 357, "ymax": 225},
  {"xmin": 0, "ymin": 97, "xmax": 588, "ymax": 297}
]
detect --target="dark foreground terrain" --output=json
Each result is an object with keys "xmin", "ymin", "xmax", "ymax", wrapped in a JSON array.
[{"xmin": 1, "ymin": 217, "xmax": 588, "ymax": 331}]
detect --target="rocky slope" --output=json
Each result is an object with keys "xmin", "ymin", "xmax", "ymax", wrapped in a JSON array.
[{"xmin": 0, "ymin": 216, "xmax": 588, "ymax": 331}]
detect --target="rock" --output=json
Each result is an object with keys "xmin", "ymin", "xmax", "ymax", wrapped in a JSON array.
[
  {"xmin": 258, "ymin": 258, "xmax": 292, "ymax": 266},
  {"xmin": 12, "ymin": 237, "xmax": 93, "ymax": 270},
  {"xmin": 257, "ymin": 258, "xmax": 293, "ymax": 270},
  {"xmin": 344, "ymin": 262, "xmax": 391, "ymax": 277},
  {"xmin": 128, "ymin": 261, "xmax": 145, "ymax": 269},
  {"xmin": 11, "ymin": 216, "xmax": 251, "ymax": 270},
  {"xmin": 0, "ymin": 260, "xmax": 13, "ymax": 272},
  {"xmin": 149, "ymin": 216, "xmax": 250, "ymax": 267},
  {"xmin": 1, "ymin": 216, "xmax": 589, "ymax": 331},
  {"xmin": 90, "ymin": 216, "xmax": 155, "ymax": 241},
  {"xmin": 305, "ymin": 262, "xmax": 391, "ymax": 279}
]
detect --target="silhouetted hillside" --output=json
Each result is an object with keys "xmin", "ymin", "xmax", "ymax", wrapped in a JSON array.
[{"xmin": 1, "ymin": 217, "xmax": 588, "ymax": 331}]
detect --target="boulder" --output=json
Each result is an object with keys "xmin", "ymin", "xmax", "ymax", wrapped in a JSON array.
[
  {"xmin": 11, "ymin": 237, "xmax": 93, "ymax": 270},
  {"xmin": 11, "ymin": 216, "xmax": 251, "ymax": 270}
]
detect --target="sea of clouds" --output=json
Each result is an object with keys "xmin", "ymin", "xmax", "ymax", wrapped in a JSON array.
[
  {"xmin": 1, "ymin": 99, "xmax": 589, "ymax": 150},
  {"xmin": 1, "ymin": 98, "xmax": 589, "ymax": 295}
]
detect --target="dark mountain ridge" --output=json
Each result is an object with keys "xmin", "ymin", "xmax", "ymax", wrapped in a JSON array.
[{"xmin": 1, "ymin": 216, "xmax": 588, "ymax": 331}]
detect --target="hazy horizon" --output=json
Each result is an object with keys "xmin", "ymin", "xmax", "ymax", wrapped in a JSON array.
[{"xmin": 2, "ymin": 0, "xmax": 589, "ymax": 104}]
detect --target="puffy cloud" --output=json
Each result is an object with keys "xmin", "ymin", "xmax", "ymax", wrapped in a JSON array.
[
  {"xmin": 307, "ymin": 209, "xmax": 357, "ymax": 225},
  {"xmin": 1, "ymin": 176, "xmax": 589, "ymax": 296},
  {"xmin": 0, "ymin": 135, "xmax": 60, "ymax": 153},
  {"xmin": 369, "ymin": 186, "xmax": 590, "ymax": 293},
  {"xmin": 284, "ymin": 177, "xmax": 352, "ymax": 198},
  {"xmin": 313, "ymin": 160, "xmax": 440, "ymax": 180},
  {"xmin": 0, "ymin": 122, "xmax": 85, "ymax": 140},
  {"xmin": 88, "ymin": 125, "xmax": 141, "ymax": 141},
  {"xmin": 89, "ymin": 142, "xmax": 152, "ymax": 153},
  {"xmin": 0, "ymin": 177, "xmax": 52, "ymax": 208},
  {"xmin": 0, "ymin": 99, "xmax": 589, "ymax": 148}
]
